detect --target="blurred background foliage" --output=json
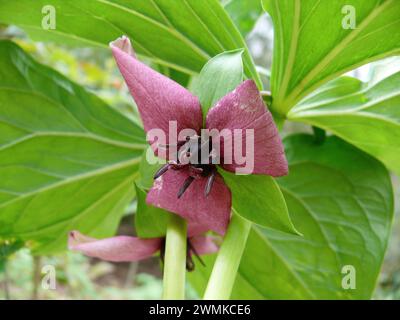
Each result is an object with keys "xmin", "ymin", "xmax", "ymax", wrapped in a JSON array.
[{"xmin": 0, "ymin": 7, "xmax": 399, "ymax": 300}]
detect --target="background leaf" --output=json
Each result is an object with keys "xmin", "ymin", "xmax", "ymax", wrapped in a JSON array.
[
  {"xmin": 192, "ymin": 49, "xmax": 244, "ymax": 119},
  {"xmin": 0, "ymin": 240, "xmax": 23, "ymax": 272},
  {"xmin": 190, "ymin": 134, "xmax": 394, "ymax": 299},
  {"xmin": 0, "ymin": 0, "xmax": 261, "ymax": 86},
  {"xmin": 155, "ymin": 64, "xmax": 191, "ymax": 88},
  {"xmin": 262, "ymin": 0, "xmax": 400, "ymax": 114},
  {"xmin": 289, "ymin": 72, "xmax": 400, "ymax": 175},
  {"xmin": 224, "ymin": 0, "xmax": 263, "ymax": 37},
  {"xmin": 219, "ymin": 169, "xmax": 298, "ymax": 235},
  {"xmin": 0, "ymin": 40, "xmax": 146, "ymax": 253}
]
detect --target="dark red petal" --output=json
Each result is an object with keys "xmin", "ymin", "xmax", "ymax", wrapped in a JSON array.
[
  {"xmin": 146, "ymin": 168, "xmax": 231, "ymax": 235},
  {"xmin": 206, "ymin": 80, "xmax": 288, "ymax": 176},
  {"xmin": 110, "ymin": 36, "xmax": 203, "ymax": 157}
]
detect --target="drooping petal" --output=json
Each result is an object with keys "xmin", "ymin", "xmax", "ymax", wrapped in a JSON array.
[
  {"xmin": 110, "ymin": 36, "xmax": 203, "ymax": 157},
  {"xmin": 146, "ymin": 168, "xmax": 231, "ymax": 235},
  {"xmin": 190, "ymin": 235, "xmax": 219, "ymax": 255},
  {"xmin": 206, "ymin": 80, "xmax": 288, "ymax": 176},
  {"xmin": 68, "ymin": 231, "xmax": 161, "ymax": 262},
  {"xmin": 187, "ymin": 220, "xmax": 211, "ymax": 237}
]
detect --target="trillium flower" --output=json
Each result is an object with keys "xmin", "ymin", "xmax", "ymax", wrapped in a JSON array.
[
  {"xmin": 68, "ymin": 230, "xmax": 218, "ymax": 271},
  {"xmin": 110, "ymin": 36, "xmax": 288, "ymax": 235}
]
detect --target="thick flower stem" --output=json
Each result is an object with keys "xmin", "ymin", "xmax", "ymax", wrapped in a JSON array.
[
  {"xmin": 204, "ymin": 214, "xmax": 252, "ymax": 300},
  {"xmin": 162, "ymin": 214, "xmax": 187, "ymax": 300}
]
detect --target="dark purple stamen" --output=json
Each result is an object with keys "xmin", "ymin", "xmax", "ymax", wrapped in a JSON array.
[
  {"xmin": 187, "ymin": 239, "xmax": 205, "ymax": 268},
  {"xmin": 153, "ymin": 163, "xmax": 170, "ymax": 180},
  {"xmin": 186, "ymin": 239, "xmax": 205, "ymax": 272},
  {"xmin": 205, "ymin": 169, "xmax": 216, "ymax": 197},
  {"xmin": 186, "ymin": 254, "xmax": 195, "ymax": 272},
  {"xmin": 159, "ymin": 238, "xmax": 166, "ymax": 266},
  {"xmin": 177, "ymin": 176, "xmax": 194, "ymax": 198},
  {"xmin": 154, "ymin": 135, "xmax": 217, "ymax": 198}
]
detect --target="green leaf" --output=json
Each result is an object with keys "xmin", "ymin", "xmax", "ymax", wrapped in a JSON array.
[
  {"xmin": 263, "ymin": 0, "xmax": 400, "ymax": 115},
  {"xmin": 224, "ymin": 0, "xmax": 263, "ymax": 36},
  {"xmin": 155, "ymin": 64, "xmax": 191, "ymax": 88},
  {"xmin": 191, "ymin": 134, "xmax": 394, "ymax": 299},
  {"xmin": 219, "ymin": 169, "xmax": 299, "ymax": 235},
  {"xmin": 289, "ymin": 72, "xmax": 400, "ymax": 175},
  {"xmin": 134, "ymin": 184, "xmax": 170, "ymax": 238},
  {"xmin": 137, "ymin": 147, "xmax": 165, "ymax": 191},
  {"xmin": 0, "ymin": 0, "xmax": 261, "ymax": 87},
  {"xmin": 0, "ymin": 40, "xmax": 146, "ymax": 253},
  {"xmin": 192, "ymin": 49, "xmax": 244, "ymax": 120}
]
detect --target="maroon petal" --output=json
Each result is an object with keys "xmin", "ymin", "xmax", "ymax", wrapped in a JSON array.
[
  {"xmin": 206, "ymin": 80, "xmax": 288, "ymax": 176},
  {"xmin": 146, "ymin": 168, "xmax": 231, "ymax": 235},
  {"xmin": 68, "ymin": 231, "xmax": 161, "ymax": 262},
  {"xmin": 187, "ymin": 221, "xmax": 211, "ymax": 237},
  {"xmin": 190, "ymin": 235, "xmax": 219, "ymax": 255},
  {"xmin": 110, "ymin": 36, "xmax": 203, "ymax": 156}
]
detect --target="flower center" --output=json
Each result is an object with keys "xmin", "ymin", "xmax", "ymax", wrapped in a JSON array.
[{"xmin": 154, "ymin": 135, "xmax": 217, "ymax": 198}]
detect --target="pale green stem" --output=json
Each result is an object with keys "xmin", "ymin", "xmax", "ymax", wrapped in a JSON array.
[
  {"xmin": 32, "ymin": 256, "xmax": 41, "ymax": 300},
  {"xmin": 3, "ymin": 259, "xmax": 10, "ymax": 300},
  {"xmin": 162, "ymin": 214, "xmax": 187, "ymax": 300},
  {"xmin": 204, "ymin": 214, "xmax": 252, "ymax": 300}
]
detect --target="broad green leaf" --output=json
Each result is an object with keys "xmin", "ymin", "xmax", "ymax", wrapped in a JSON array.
[
  {"xmin": 0, "ymin": 40, "xmax": 146, "ymax": 253},
  {"xmin": 219, "ymin": 169, "xmax": 298, "ymax": 235},
  {"xmin": 190, "ymin": 135, "xmax": 393, "ymax": 299},
  {"xmin": 192, "ymin": 49, "xmax": 244, "ymax": 119},
  {"xmin": 289, "ymin": 72, "xmax": 400, "ymax": 175},
  {"xmin": 134, "ymin": 184, "xmax": 170, "ymax": 239},
  {"xmin": 262, "ymin": 0, "xmax": 400, "ymax": 115},
  {"xmin": 0, "ymin": 0, "xmax": 261, "ymax": 87},
  {"xmin": 224, "ymin": 0, "xmax": 263, "ymax": 36}
]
